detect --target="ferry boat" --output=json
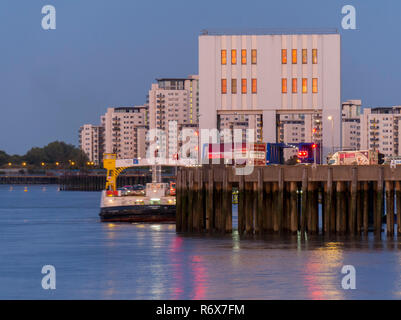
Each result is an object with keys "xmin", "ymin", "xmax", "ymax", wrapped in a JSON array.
[
  {"xmin": 99, "ymin": 153, "xmax": 176, "ymax": 223},
  {"xmin": 99, "ymin": 182, "xmax": 176, "ymax": 222}
]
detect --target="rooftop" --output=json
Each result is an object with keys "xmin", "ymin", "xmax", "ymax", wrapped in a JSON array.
[{"xmin": 200, "ymin": 28, "xmax": 339, "ymax": 36}]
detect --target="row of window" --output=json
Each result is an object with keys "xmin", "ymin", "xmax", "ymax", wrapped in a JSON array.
[
  {"xmin": 221, "ymin": 78, "xmax": 318, "ymax": 94},
  {"xmin": 221, "ymin": 78, "xmax": 257, "ymax": 94},
  {"xmin": 220, "ymin": 49, "xmax": 318, "ymax": 65},
  {"xmin": 282, "ymin": 78, "xmax": 318, "ymax": 94},
  {"xmin": 221, "ymin": 49, "xmax": 257, "ymax": 65},
  {"xmin": 282, "ymin": 49, "xmax": 318, "ymax": 64}
]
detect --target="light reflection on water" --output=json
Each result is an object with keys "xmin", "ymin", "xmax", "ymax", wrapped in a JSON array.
[{"xmin": 1, "ymin": 185, "xmax": 401, "ymax": 299}]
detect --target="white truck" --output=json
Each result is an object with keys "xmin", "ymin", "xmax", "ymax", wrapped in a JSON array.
[{"xmin": 327, "ymin": 150, "xmax": 379, "ymax": 165}]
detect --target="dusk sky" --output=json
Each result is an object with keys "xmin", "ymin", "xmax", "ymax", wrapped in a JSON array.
[{"xmin": 1, "ymin": 0, "xmax": 400, "ymax": 154}]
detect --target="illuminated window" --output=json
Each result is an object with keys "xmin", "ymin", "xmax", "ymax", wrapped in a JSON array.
[
  {"xmin": 251, "ymin": 79, "xmax": 257, "ymax": 94},
  {"xmin": 241, "ymin": 49, "xmax": 247, "ymax": 64},
  {"xmin": 221, "ymin": 50, "xmax": 227, "ymax": 65},
  {"xmin": 281, "ymin": 49, "xmax": 287, "ymax": 64},
  {"xmin": 241, "ymin": 79, "xmax": 247, "ymax": 94},
  {"xmin": 282, "ymin": 78, "xmax": 287, "ymax": 93},
  {"xmin": 231, "ymin": 79, "xmax": 237, "ymax": 94},
  {"xmin": 302, "ymin": 78, "xmax": 307, "ymax": 93},
  {"xmin": 251, "ymin": 49, "xmax": 257, "ymax": 64},
  {"xmin": 231, "ymin": 49, "xmax": 237, "ymax": 64},
  {"xmin": 292, "ymin": 78, "xmax": 297, "ymax": 93},
  {"xmin": 312, "ymin": 49, "xmax": 318, "ymax": 64},
  {"xmin": 292, "ymin": 49, "xmax": 297, "ymax": 64},
  {"xmin": 221, "ymin": 79, "xmax": 227, "ymax": 94},
  {"xmin": 312, "ymin": 78, "xmax": 318, "ymax": 93},
  {"xmin": 302, "ymin": 49, "xmax": 307, "ymax": 64}
]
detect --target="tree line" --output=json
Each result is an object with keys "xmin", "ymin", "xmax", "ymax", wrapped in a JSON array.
[{"xmin": 0, "ymin": 141, "xmax": 89, "ymax": 169}]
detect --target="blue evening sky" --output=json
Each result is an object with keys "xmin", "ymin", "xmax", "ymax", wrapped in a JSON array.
[{"xmin": 0, "ymin": 0, "xmax": 399, "ymax": 154}]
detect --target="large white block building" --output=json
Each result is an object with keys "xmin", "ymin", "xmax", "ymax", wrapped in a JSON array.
[{"xmin": 199, "ymin": 29, "xmax": 341, "ymax": 162}]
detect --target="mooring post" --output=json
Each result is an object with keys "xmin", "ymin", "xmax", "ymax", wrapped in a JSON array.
[
  {"xmin": 385, "ymin": 180, "xmax": 394, "ymax": 237},
  {"xmin": 176, "ymin": 169, "xmax": 182, "ymax": 232},
  {"xmin": 350, "ymin": 167, "xmax": 358, "ymax": 235},
  {"xmin": 301, "ymin": 168, "xmax": 308, "ymax": 235},
  {"xmin": 290, "ymin": 181, "xmax": 298, "ymax": 234},
  {"xmin": 396, "ymin": 181, "xmax": 401, "ymax": 236}
]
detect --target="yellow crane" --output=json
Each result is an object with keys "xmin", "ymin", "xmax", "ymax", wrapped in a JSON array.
[{"xmin": 103, "ymin": 153, "xmax": 132, "ymax": 191}]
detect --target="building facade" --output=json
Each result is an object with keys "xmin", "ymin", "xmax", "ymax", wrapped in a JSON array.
[
  {"xmin": 78, "ymin": 124, "xmax": 104, "ymax": 165},
  {"xmin": 199, "ymin": 29, "xmax": 341, "ymax": 162},
  {"xmin": 103, "ymin": 106, "xmax": 148, "ymax": 159},
  {"xmin": 360, "ymin": 106, "xmax": 401, "ymax": 158},
  {"xmin": 342, "ymin": 99, "xmax": 361, "ymax": 151},
  {"xmin": 147, "ymin": 76, "xmax": 199, "ymax": 160}
]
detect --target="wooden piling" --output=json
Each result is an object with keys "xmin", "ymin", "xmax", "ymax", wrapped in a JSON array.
[
  {"xmin": 290, "ymin": 181, "xmax": 298, "ymax": 234},
  {"xmin": 181, "ymin": 170, "xmax": 188, "ymax": 232},
  {"xmin": 256, "ymin": 168, "xmax": 263, "ymax": 234},
  {"xmin": 385, "ymin": 181, "xmax": 394, "ymax": 237},
  {"xmin": 238, "ymin": 175, "xmax": 245, "ymax": 235},
  {"xmin": 362, "ymin": 181, "xmax": 369, "ymax": 235},
  {"xmin": 324, "ymin": 168, "xmax": 333, "ymax": 234},
  {"xmin": 375, "ymin": 168, "xmax": 384, "ymax": 237},
  {"xmin": 176, "ymin": 169, "xmax": 182, "ymax": 232},
  {"xmin": 223, "ymin": 168, "xmax": 232, "ymax": 233},
  {"xmin": 188, "ymin": 169, "xmax": 194, "ymax": 232},
  {"xmin": 264, "ymin": 182, "xmax": 273, "ymax": 233},
  {"xmin": 277, "ymin": 168, "xmax": 284, "ymax": 233},
  {"xmin": 245, "ymin": 182, "xmax": 254, "ymax": 234},
  {"xmin": 350, "ymin": 167, "xmax": 358, "ymax": 235},
  {"xmin": 396, "ymin": 181, "xmax": 401, "ymax": 236},
  {"xmin": 206, "ymin": 168, "xmax": 214, "ymax": 232},
  {"xmin": 301, "ymin": 168, "xmax": 308, "ymax": 235}
]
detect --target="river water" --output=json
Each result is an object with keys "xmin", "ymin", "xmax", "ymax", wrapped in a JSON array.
[{"xmin": 1, "ymin": 184, "xmax": 401, "ymax": 300}]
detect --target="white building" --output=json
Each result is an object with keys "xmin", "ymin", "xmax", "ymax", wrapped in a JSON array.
[
  {"xmin": 360, "ymin": 106, "xmax": 401, "ymax": 158},
  {"xmin": 198, "ymin": 29, "xmax": 341, "ymax": 162},
  {"xmin": 79, "ymin": 124, "xmax": 104, "ymax": 165},
  {"xmin": 147, "ymin": 76, "xmax": 199, "ymax": 160},
  {"xmin": 103, "ymin": 106, "xmax": 148, "ymax": 159},
  {"xmin": 342, "ymin": 100, "xmax": 361, "ymax": 150}
]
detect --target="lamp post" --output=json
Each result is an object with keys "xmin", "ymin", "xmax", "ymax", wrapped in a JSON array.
[{"xmin": 328, "ymin": 116, "xmax": 334, "ymax": 154}]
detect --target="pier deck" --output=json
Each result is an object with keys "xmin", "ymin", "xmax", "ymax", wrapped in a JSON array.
[{"xmin": 176, "ymin": 165, "xmax": 401, "ymax": 237}]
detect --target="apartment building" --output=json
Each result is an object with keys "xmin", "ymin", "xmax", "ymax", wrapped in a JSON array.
[
  {"xmin": 342, "ymin": 100, "xmax": 361, "ymax": 150},
  {"xmin": 147, "ymin": 76, "xmax": 199, "ymax": 160},
  {"xmin": 78, "ymin": 124, "xmax": 104, "ymax": 165},
  {"xmin": 360, "ymin": 106, "xmax": 401, "ymax": 158},
  {"xmin": 103, "ymin": 106, "xmax": 148, "ymax": 159},
  {"xmin": 199, "ymin": 29, "xmax": 341, "ymax": 162}
]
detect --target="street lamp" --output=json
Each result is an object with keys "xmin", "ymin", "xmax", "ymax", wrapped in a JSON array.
[{"xmin": 328, "ymin": 116, "xmax": 334, "ymax": 154}]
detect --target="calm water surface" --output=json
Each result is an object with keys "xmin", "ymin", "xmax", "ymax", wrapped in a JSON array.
[{"xmin": 1, "ymin": 185, "xmax": 401, "ymax": 300}]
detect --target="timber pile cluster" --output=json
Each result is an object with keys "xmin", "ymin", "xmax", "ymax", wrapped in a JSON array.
[{"xmin": 176, "ymin": 165, "xmax": 401, "ymax": 237}]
